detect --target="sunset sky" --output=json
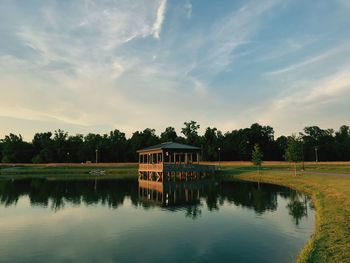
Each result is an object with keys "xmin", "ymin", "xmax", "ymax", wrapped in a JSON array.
[{"xmin": 1, "ymin": 0, "xmax": 350, "ymax": 140}]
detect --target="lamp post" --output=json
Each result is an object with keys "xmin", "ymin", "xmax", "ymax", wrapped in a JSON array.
[
  {"xmin": 315, "ymin": 147, "xmax": 318, "ymax": 162},
  {"xmin": 95, "ymin": 149, "xmax": 98, "ymax": 164},
  {"xmin": 218, "ymin": 147, "xmax": 221, "ymax": 168},
  {"xmin": 300, "ymin": 133, "xmax": 305, "ymax": 171}
]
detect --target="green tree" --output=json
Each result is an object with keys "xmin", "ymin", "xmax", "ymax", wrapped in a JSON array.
[
  {"xmin": 202, "ymin": 127, "xmax": 222, "ymax": 161},
  {"xmin": 83, "ymin": 133, "xmax": 103, "ymax": 163},
  {"xmin": 1, "ymin": 134, "xmax": 33, "ymax": 163},
  {"xmin": 160, "ymin": 127, "xmax": 178, "ymax": 142},
  {"xmin": 66, "ymin": 134, "xmax": 84, "ymax": 162},
  {"xmin": 108, "ymin": 130, "xmax": 127, "ymax": 162},
  {"xmin": 32, "ymin": 132, "xmax": 54, "ymax": 163},
  {"xmin": 181, "ymin": 121, "xmax": 200, "ymax": 145},
  {"xmin": 284, "ymin": 135, "xmax": 303, "ymax": 176},
  {"xmin": 251, "ymin": 144, "xmax": 263, "ymax": 175},
  {"xmin": 127, "ymin": 128, "xmax": 160, "ymax": 161},
  {"xmin": 53, "ymin": 129, "xmax": 68, "ymax": 162}
]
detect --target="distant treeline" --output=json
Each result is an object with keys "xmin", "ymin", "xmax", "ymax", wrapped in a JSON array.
[{"xmin": 0, "ymin": 121, "xmax": 349, "ymax": 163}]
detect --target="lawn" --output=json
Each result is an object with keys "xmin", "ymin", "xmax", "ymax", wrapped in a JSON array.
[{"xmin": 0, "ymin": 163, "xmax": 139, "ymax": 180}]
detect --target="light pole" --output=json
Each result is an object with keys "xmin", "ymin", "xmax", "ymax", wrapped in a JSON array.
[
  {"xmin": 300, "ymin": 133, "xmax": 305, "ymax": 171},
  {"xmin": 218, "ymin": 147, "xmax": 221, "ymax": 168},
  {"xmin": 95, "ymin": 149, "xmax": 98, "ymax": 164},
  {"xmin": 315, "ymin": 147, "xmax": 318, "ymax": 162},
  {"xmin": 66, "ymin": 152, "xmax": 70, "ymax": 163}
]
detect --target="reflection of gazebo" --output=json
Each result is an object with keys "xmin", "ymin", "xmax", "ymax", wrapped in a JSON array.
[
  {"xmin": 138, "ymin": 179, "xmax": 213, "ymax": 208},
  {"xmin": 137, "ymin": 142, "xmax": 216, "ymax": 182}
]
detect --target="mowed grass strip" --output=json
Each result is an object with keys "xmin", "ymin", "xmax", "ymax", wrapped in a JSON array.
[
  {"xmin": 0, "ymin": 163, "xmax": 138, "ymax": 179},
  {"xmin": 225, "ymin": 168, "xmax": 350, "ymax": 263}
]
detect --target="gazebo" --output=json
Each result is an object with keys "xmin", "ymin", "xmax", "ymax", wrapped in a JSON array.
[{"xmin": 137, "ymin": 142, "xmax": 216, "ymax": 183}]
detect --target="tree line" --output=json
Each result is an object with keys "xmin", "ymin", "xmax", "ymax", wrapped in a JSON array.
[{"xmin": 0, "ymin": 121, "xmax": 349, "ymax": 163}]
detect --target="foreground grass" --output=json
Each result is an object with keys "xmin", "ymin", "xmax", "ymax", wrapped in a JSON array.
[{"xmin": 220, "ymin": 166, "xmax": 350, "ymax": 263}]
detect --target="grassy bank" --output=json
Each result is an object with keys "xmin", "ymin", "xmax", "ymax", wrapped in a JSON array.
[
  {"xmin": 220, "ymin": 166, "xmax": 350, "ymax": 263},
  {"xmin": 0, "ymin": 163, "xmax": 138, "ymax": 180}
]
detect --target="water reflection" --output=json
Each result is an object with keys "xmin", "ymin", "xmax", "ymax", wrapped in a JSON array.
[
  {"xmin": 286, "ymin": 192, "xmax": 310, "ymax": 225},
  {"xmin": 0, "ymin": 178, "xmax": 311, "ymax": 225}
]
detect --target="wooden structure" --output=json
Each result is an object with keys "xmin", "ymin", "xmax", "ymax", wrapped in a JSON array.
[{"xmin": 137, "ymin": 142, "xmax": 215, "ymax": 182}]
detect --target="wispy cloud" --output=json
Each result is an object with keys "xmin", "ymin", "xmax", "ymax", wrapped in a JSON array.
[
  {"xmin": 153, "ymin": 0, "xmax": 167, "ymax": 38},
  {"xmin": 187, "ymin": 0, "xmax": 280, "ymax": 77},
  {"xmin": 255, "ymin": 66, "xmax": 350, "ymax": 131},
  {"xmin": 1, "ymin": 0, "xmax": 350, "ymax": 139},
  {"xmin": 265, "ymin": 47, "xmax": 343, "ymax": 76},
  {"xmin": 184, "ymin": 1, "xmax": 192, "ymax": 19}
]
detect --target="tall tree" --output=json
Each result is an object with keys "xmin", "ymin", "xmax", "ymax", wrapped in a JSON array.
[
  {"xmin": 202, "ymin": 127, "xmax": 222, "ymax": 161},
  {"xmin": 128, "ymin": 128, "xmax": 160, "ymax": 161},
  {"xmin": 32, "ymin": 132, "xmax": 54, "ymax": 163},
  {"xmin": 108, "ymin": 130, "xmax": 127, "ymax": 162},
  {"xmin": 251, "ymin": 144, "xmax": 263, "ymax": 175},
  {"xmin": 1, "ymin": 134, "xmax": 33, "ymax": 163},
  {"xmin": 335, "ymin": 125, "xmax": 350, "ymax": 161},
  {"xmin": 66, "ymin": 134, "xmax": 84, "ymax": 162},
  {"xmin": 160, "ymin": 127, "xmax": 178, "ymax": 142},
  {"xmin": 181, "ymin": 121, "xmax": 200, "ymax": 146},
  {"xmin": 284, "ymin": 135, "xmax": 303, "ymax": 176},
  {"xmin": 53, "ymin": 129, "xmax": 68, "ymax": 162}
]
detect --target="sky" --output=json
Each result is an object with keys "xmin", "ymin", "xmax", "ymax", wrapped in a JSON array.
[{"xmin": 1, "ymin": 0, "xmax": 350, "ymax": 140}]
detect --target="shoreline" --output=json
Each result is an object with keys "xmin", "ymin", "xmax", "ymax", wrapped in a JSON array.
[{"xmin": 232, "ymin": 171, "xmax": 350, "ymax": 263}]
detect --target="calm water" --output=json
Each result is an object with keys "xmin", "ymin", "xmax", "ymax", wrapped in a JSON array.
[{"xmin": 0, "ymin": 178, "xmax": 315, "ymax": 263}]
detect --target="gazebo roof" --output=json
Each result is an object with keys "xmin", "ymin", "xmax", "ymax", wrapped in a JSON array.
[{"xmin": 137, "ymin": 142, "xmax": 200, "ymax": 153}]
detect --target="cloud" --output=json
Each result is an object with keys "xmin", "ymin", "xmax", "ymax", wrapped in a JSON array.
[
  {"xmin": 254, "ymin": 66, "xmax": 350, "ymax": 132},
  {"xmin": 153, "ymin": 0, "xmax": 167, "ymax": 38},
  {"xmin": 265, "ymin": 47, "xmax": 343, "ymax": 76},
  {"xmin": 184, "ymin": 1, "xmax": 192, "ymax": 19},
  {"xmin": 187, "ymin": 0, "xmax": 280, "ymax": 77}
]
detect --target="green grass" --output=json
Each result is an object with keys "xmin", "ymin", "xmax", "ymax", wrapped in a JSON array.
[
  {"xmin": 220, "ymin": 164, "xmax": 350, "ymax": 263},
  {"xmin": 0, "ymin": 164, "xmax": 138, "ymax": 179}
]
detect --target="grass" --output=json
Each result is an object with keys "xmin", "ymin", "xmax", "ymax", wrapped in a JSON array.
[
  {"xmin": 0, "ymin": 163, "xmax": 138, "ymax": 180},
  {"xmin": 219, "ymin": 163, "xmax": 350, "ymax": 263}
]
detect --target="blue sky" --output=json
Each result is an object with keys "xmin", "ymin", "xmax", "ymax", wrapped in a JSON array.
[{"xmin": 1, "ymin": 0, "xmax": 350, "ymax": 140}]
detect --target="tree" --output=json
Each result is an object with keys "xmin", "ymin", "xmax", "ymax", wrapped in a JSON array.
[
  {"xmin": 66, "ymin": 134, "xmax": 84, "ymax": 162},
  {"xmin": 127, "ymin": 128, "xmax": 160, "ymax": 161},
  {"xmin": 83, "ymin": 133, "xmax": 103, "ymax": 163},
  {"xmin": 53, "ymin": 129, "xmax": 68, "ymax": 162},
  {"xmin": 251, "ymin": 144, "xmax": 263, "ymax": 175},
  {"xmin": 1, "ymin": 134, "xmax": 33, "ymax": 163},
  {"xmin": 284, "ymin": 135, "xmax": 303, "ymax": 176},
  {"xmin": 108, "ymin": 130, "xmax": 127, "ymax": 162},
  {"xmin": 181, "ymin": 121, "xmax": 200, "ymax": 145},
  {"xmin": 160, "ymin": 127, "xmax": 178, "ymax": 142},
  {"xmin": 202, "ymin": 127, "xmax": 222, "ymax": 161},
  {"xmin": 32, "ymin": 132, "xmax": 54, "ymax": 163}
]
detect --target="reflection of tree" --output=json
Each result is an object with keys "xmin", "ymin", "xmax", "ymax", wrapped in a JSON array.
[
  {"xmin": 185, "ymin": 205, "xmax": 202, "ymax": 220},
  {"xmin": 0, "ymin": 178, "xmax": 311, "ymax": 225},
  {"xmin": 221, "ymin": 181, "xmax": 279, "ymax": 214},
  {"xmin": 286, "ymin": 192, "xmax": 308, "ymax": 225},
  {"xmin": 0, "ymin": 179, "xmax": 138, "ymax": 211},
  {"xmin": 205, "ymin": 187, "xmax": 220, "ymax": 211}
]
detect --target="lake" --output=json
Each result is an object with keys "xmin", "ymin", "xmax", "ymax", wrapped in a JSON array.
[{"xmin": 0, "ymin": 178, "xmax": 315, "ymax": 263}]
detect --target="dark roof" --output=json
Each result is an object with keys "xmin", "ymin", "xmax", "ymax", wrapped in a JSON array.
[{"xmin": 137, "ymin": 142, "xmax": 200, "ymax": 153}]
